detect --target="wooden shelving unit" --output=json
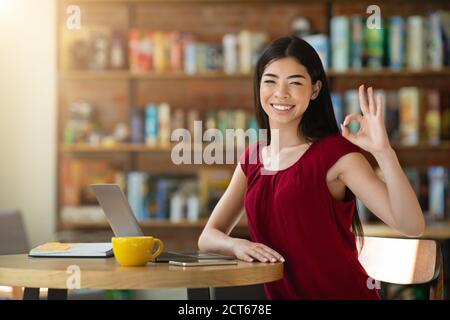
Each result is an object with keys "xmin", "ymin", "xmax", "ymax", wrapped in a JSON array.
[
  {"xmin": 60, "ymin": 142, "xmax": 450, "ymax": 169},
  {"xmin": 60, "ymin": 141, "xmax": 450, "ymax": 153},
  {"xmin": 61, "ymin": 143, "xmax": 174, "ymax": 153},
  {"xmin": 327, "ymin": 67, "xmax": 450, "ymax": 78},
  {"xmin": 61, "ymin": 67, "xmax": 450, "ymax": 80},
  {"xmin": 57, "ymin": 0, "xmax": 450, "ymax": 249},
  {"xmin": 60, "ymin": 70, "xmax": 253, "ymax": 80}
]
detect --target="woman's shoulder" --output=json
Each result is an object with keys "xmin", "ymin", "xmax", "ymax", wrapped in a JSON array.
[
  {"xmin": 316, "ymin": 133, "xmax": 361, "ymax": 152},
  {"xmin": 314, "ymin": 133, "xmax": 362, "ymax": 171},
  {"xmin": 239, "ymin": 141, "xmax": 262, "ymax": 160},
  {"xmin": 239, "ymin": 141, "xmax": 263, "ymax": 176}
]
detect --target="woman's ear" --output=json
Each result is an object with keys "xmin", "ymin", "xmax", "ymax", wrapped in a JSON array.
[{"xmin": 311, "ymin": 80, "xmax": 322, "ymax": 100}]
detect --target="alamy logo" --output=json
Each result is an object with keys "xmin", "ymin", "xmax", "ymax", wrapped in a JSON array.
[
  {"xmin": 66, "ymin": 265, "xmax": 81, "ymax": 289},
  {"xmin": 366, "ymin": 5, "xmax": 381, "ymax": 29},
  {"xmin": 66, "ymin": 5, "xmax": 81, "ymax": 31},
  {"xmin": 366, "ymin": 276, "xmax": 381, "ymax": 290},
  {"xmin": 170, "ymin": 122, "xmax": 280, "ymax": 175}
]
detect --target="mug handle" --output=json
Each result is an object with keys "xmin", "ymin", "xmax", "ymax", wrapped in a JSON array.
[{"xmin": 150, "ymin": 238, "xmax": 164, "ymax": 259}]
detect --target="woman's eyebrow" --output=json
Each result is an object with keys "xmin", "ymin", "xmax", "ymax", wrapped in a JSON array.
[{"xmin": 262, "ymin": 73, "xmax": 305, "ymax": 79}]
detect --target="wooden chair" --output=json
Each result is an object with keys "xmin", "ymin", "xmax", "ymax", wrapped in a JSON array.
[
  {"xmin": 357, "ymin": 236, "xmax": 444, "ymax": 300},
  {"xmin": 0, "ymin": 209, "xmax": 30, "ymax": 300}
]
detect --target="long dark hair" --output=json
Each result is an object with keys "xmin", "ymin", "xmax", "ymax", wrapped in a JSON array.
[{"xmin": 253, "ymin": 35, "xmax": 364, "ymax": 244}]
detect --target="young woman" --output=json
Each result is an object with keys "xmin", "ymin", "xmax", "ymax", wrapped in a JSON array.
[{"xmin": 198, "ymin": 36, "xmax": 425, "ymax": 299}]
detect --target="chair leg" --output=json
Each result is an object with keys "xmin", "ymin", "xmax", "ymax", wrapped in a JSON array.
[
  {"xmin": 12, "ymin": 287, "xmax": 23, "ymax": 300},
  {"xmin": 187, "ymin": 288, "xmax": 210, "ymax": 300},
  {"xmin": 23, "ymin": 288, "xmax": 40, "ymax": 300},
  {"xmin": 430, "ymin": 245, "xmax": 445, "ymax": 300},
  {"xmin": 380, "ymin": 282, "xmax": 388, "ymax": 299},
  {"xmin": 430, "ymin": 252, "xmax": 444, "ymax": 300},
  {"xmin": 47, "ymin": 289, "xmax": 68, "ymax": 300}
]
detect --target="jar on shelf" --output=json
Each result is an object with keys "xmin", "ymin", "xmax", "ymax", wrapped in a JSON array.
[
  {"xmin": 90, "ymin": 32, "xmax": 109, "ymax": 70},
  {"xmin": 64, "ymin": 101, "xmax": 95, "ymax": 144},
  {"xmin": 110, "ymin": 31, "xmax": 126, "ymax": 69}
]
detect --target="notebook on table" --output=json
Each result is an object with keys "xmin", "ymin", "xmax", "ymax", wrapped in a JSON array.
[{"xmin": 29, "ymin": 242, "xmax": 113, "ymax": 258}]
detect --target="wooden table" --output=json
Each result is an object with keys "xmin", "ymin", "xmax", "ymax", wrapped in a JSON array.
[{"xmin": 0, "ymin": 254, "xmax": 283, "ymax": 300}]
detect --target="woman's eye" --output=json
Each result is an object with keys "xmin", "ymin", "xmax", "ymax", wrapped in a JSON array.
[
  {"xmin": 290, "ymin": 82, "xmax": 302, "ymax": 86},
  {"xmin": 263, "ymin": 80, "xmax": 275, "ymax": 84}
]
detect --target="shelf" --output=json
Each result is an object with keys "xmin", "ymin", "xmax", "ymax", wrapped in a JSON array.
[
  {"xmin": 61, "ymin": 142, "xmax": 450, "ymax": 168},
  {"xmin": 60, "ymin": 219, "xmax": 450, "ymax": 239},
  {"xmin": 60, "ymin": 68, "xmax": 450, "ymax": 81},
  {"xmin": 60, "ymin": 218, "xmax": 248, "ymax": 230},
  {"xmin": 60, "ymin": 143, "xmax": 246, "ymax": 154},
  {"xmin": 61, "ymin": 141, "xmax": 450, "ymax": 153},
  {"xmin": 393, "ymin": 141, "xmax": 450, "ymax": 150},
  {"xmin": 60, "ymin": 70, "xmax": 252, "ymax": 81},
  {"xmin": 327, "ymin": 68, "xmax": 450, "ymax": 78},
  {"xmin": 363, "ymin": 221, "xmax": 450, "ymax": 240},
  {"xmin": 364, "ymin": 141, "xmax": 450, "ymax": 168},
  {"xmin": 61, "ymin": 143, "xmax": 173, "ymax": 153}
]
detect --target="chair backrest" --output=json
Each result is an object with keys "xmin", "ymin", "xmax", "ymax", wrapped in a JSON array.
[
  {"xmin": 0, "ymin": 209, "xmax": 30, "ymax": 255},
  {"xmin": 357, "ymin": 236, "xmax": 444, "ymax": 299}
]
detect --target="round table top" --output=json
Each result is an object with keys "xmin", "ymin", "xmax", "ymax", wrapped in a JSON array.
[{"xmin": 0, "ymin": 254, "xmax": 284, "ymax": 290}]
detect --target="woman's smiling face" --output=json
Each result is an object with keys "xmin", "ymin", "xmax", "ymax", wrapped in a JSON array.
[{"xmin": 260, "ymin": 57, "xmax": 321, "ymax": 126}]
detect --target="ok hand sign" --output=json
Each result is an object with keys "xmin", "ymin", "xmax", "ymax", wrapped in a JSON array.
[{"xmin": 341, "ymin": 85, "xmax": 392, "ymax": 155}]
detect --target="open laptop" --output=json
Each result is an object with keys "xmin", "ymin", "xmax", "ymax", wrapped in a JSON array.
[{"xmin": 90, "ymin": 184, "xmax": 235, "ymax": 262}]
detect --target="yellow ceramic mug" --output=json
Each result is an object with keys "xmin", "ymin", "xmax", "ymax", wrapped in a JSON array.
[{"xmin": 112, "ymin": 236, "xmax": 164, "ymax": 267}]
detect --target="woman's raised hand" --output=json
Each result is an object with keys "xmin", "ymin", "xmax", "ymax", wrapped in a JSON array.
[{"xmin": 341, "ymin": 84, "xmax": 392, "ymax": 155}]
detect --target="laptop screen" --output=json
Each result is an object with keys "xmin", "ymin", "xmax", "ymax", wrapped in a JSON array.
[{"xmin": 91, "ymin": 184, "xmax": 144, "ymax": 237}]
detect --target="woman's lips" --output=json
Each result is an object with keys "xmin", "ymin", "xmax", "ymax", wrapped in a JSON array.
[{"xmin": 271, "ymin": 103, "xmax": 294, "ymax": 113}]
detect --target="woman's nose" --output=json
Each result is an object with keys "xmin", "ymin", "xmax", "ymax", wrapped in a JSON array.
[{"xmin": 274, "ymin": 84, "xmax": 289, "ymax": 99}]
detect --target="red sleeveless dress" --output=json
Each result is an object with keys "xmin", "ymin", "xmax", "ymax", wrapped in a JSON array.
[{"xmin": 239, "ymin": 133, "xmax": 381, "ymax": 300}]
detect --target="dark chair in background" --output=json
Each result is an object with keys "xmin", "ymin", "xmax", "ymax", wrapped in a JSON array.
[{"xmin": 0, "ymin": 209, "xmax": 30, "ymax": 299}]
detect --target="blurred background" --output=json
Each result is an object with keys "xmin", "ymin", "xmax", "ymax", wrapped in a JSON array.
[{"xmin": 0, "ymin": 0, "xmax": 449, "ymax": 300}]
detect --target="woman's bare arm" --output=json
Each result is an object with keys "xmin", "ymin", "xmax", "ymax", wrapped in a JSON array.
[
  {"xmin": 198, "ymin": 163, "xmax": 247, "ymax": 255},
  {"xmin": 335, "ymin": 151, "xmax": 425, "ymax": 237},
  {"xmin": 198, "ymin": 163, "xmax": 285, "ymax": 262},
  {"xmin": 340, "ymin": 84, "xmax": 425, "ymax": 237}
]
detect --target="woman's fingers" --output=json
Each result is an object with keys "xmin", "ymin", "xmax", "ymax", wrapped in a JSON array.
[
  {"xmin": 240, "ymin": 253, "xmax": 255, "ymax": 263},
  {"xmin": 367, "ymin": 87, "xmax": 376, "ymax": 115},
  {"xmin": 248, "ymin": 248, "xmax": 270, "ymax": 262},
  {"xmin": 341, "ymin": 113, "xmax": 362, "ymax": 145},
  {"xmin": 258, "ymin": 245, "xmax": 285, "ymax": 262},
  {"xmin": 244, "ymin": 243, "xmax": 285, "ymax": 263},
  {"xmin": 343, "ymin": 113, "xmax": 363, "ymax": 127},
  {"xmin": 358, "ymin": 84, "xmax": 369, "ymax": 115},
  {"xmin": 376, "ymin": 93, "xmax": 383, "ymax": 118},
  {"xmin": 341, "ymin": 123, "xmax": 357, "ymax": 145},
  {"xmin": 359, "ymin": 85, "xmax": 382, "ymax": 116},
  {"xmin": 254, "ymin": 247, "xmax": 277, "ymax": 262},
  {"xmin": 254, "ymin": 245, "xmax": 285, "ymax": 262},
  {"xmin": 237, "ymin": 240, "xmax": 285, "ymax": 263}
]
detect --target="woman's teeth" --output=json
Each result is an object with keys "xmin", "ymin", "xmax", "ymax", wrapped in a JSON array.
[{"xmin": 271, "ymin": 104, "xmax": 294, "ymax": 111}]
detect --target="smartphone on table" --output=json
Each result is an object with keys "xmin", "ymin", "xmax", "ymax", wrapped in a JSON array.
[{"xmin": 169, "ymin": 257, "xmax": 238, "ymax": 267}]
